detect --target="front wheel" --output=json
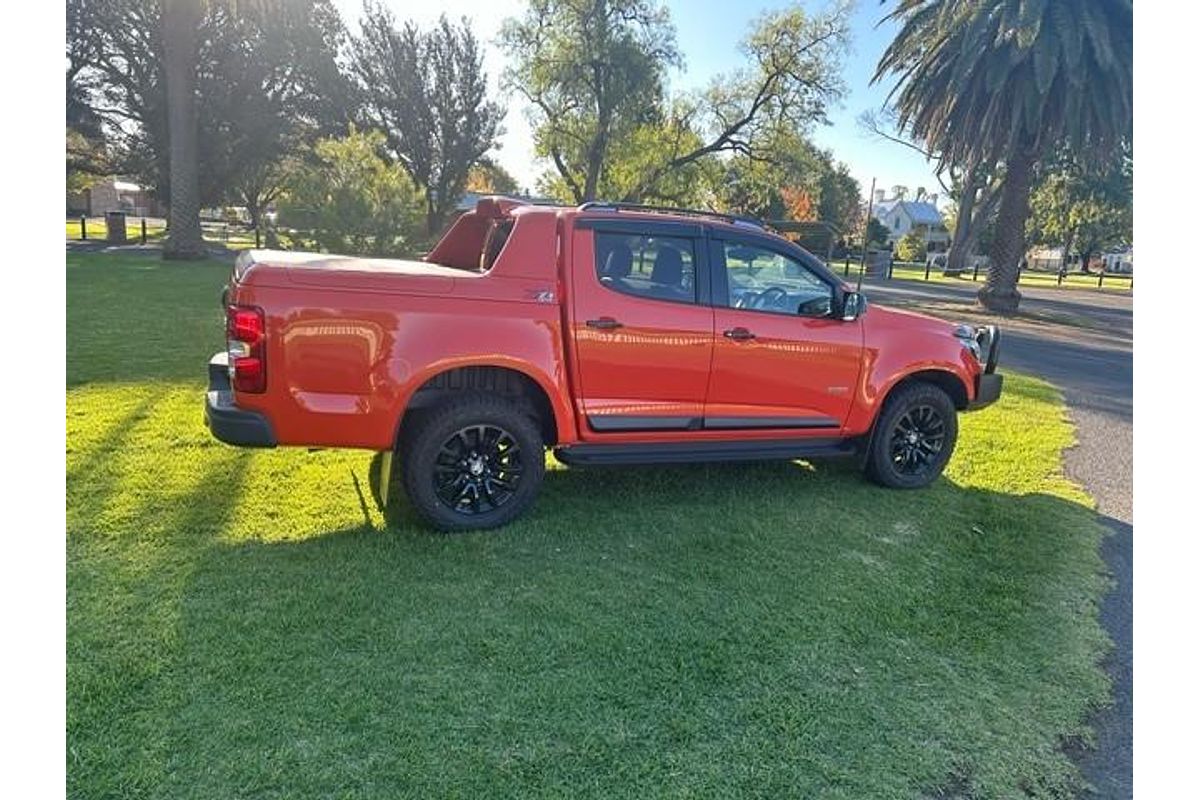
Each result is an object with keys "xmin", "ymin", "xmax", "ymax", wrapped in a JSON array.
[
  {"xmin": 864, "ymin": 382, "xmax": 958, "ymax": 489},
  {"xmin": 400, "ymin": 394, "xmax": 545, "ymax": 531}
]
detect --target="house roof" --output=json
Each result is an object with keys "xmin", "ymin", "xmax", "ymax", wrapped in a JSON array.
[
  {"xmin": 873, "ymin": 199, "xmax": 899, "ymax": 216},
  {"xmin": 871, "ymin": 200, "xmax": 944, "ymax": 226},
  {"xmin": 899, "ymin": 201, "xmax": 943, "ymax": 225}
]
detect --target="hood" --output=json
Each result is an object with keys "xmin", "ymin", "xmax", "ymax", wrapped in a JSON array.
[{"xmin": 864, "ymin": 301, "xmax": 958, "ymax": 335}]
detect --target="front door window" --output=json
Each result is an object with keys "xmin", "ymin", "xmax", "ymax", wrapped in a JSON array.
[{"xmin": 722, "ymin": 241, "xmax": 835, "ymax": 318}]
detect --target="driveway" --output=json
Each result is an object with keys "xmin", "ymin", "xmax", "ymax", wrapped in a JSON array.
[{"xmin": 861, "ymin": 276, "xmax": 1132, "ymax": 799}]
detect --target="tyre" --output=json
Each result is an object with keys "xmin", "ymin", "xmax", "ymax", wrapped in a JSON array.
[
  {"xmin": 864, "ymin": 382, "xmax": 958, "ymax": 489},
  {"xmin": 400, "ymin": 393, "xmax": 545, "ymax": 531}
]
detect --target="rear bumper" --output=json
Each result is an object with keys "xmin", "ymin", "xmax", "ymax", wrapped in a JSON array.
[
  {"xmin": 204, "ymin": 352, "xmax": 276, "ymax": 447},
  {"xmin": 968, "ymin": 373, "xmax": 1003, "ymax": 410}
]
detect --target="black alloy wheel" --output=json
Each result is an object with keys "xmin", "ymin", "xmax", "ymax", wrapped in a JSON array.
[
  {"xmin": 433, "ymin": 424, "xmax": 524, "ymax": 515},
  {"xmin": 400, "ymin": 393, "xmax": 546, "ymax": 531},
  {"xmin": 864, "ymin": 382, "xmax": 958, "ymax": 489},
  {"xmin": 888, "ymin": 404, "xmax": 946, "ymax": 477}
]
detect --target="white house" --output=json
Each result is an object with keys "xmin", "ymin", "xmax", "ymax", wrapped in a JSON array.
[
  {"xmin": 1101, "ymin": 247, "xmax": 1133, "ymax": 273},
  {"xmin": 871, "ymin": 189, "xmax": 951, "ymax": 250}
]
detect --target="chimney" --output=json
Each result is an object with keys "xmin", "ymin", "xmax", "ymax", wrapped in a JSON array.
[
  {"xmin": 874, "ymin": 189, "xmax": 886, "ymax": 204},
  {"xmin": 915, "ymin": 186, "xmax": 926, "ymax": 202},
  {"xmin": 929, "ymin": 193, "xmax": 938, "ymax": 206}
]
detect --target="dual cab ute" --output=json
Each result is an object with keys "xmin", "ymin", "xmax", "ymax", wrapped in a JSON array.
[{"xmin": 205, "ymin": 198, "xmax": 1002, "ymax": 530}]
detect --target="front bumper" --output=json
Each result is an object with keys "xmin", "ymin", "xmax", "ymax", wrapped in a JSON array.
[
  {"xmin": 204, "ymin": 352, "xmax": 276, "ymax": 447},
  {"xmin": 969, "ymin": 373, "xmax": 1003, "ymax": 410},
  {"xmin": 966, "ymin": 324, "xmax": 1003, "ymax": 410}
]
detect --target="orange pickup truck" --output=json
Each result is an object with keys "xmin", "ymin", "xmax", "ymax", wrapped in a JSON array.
[{"xmin": 206, "ymin": 198, "xmax": 1001, "ymax": 530}]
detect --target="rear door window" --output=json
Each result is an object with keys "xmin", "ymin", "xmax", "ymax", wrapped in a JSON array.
[{"xmin": 594, "ymin": 232, "xmax": 697, "ymax": 305}]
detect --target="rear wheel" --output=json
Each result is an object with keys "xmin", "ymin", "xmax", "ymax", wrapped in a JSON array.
[
  {"xmin": 865, "ymin": 382, "xmax": 958, "ymax": 489},
  {"xmin": 401, "ymin": 394, "xmax": 545, "ymax": 531}
]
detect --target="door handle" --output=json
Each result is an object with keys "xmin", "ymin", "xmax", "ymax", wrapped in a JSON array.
[
  {"xmin": 586, "ymin": 317, "xmax": 623, "ymax": 330},
  {"xmin": 723, "ymin": 327, "xmax": 756, "ymax": 341}
]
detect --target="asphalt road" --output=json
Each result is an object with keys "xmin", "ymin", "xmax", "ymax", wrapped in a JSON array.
[{"xmin": 862, "ymin": 276, "xmax": 1132, "ymax": 799}]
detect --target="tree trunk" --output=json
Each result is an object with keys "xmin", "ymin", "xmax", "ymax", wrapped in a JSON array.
[
  {"xmin": 945, "ymin": 169, "xmax": 979, "ymax": 274},
  {"xmin": 582, "ymin": 126, "xmax": 607, "ymax": 203},
  {"xmin": 1080, "ymin": 248, "xmax": 1094, "ymax": 274},
  {"xmin": 1060, "ymin": 226, "xmax": 1077, "ymax": 274},
  {"xmin": 246, "ymin": 201, "xmax": 263, "ymax": 248},
  {"xmin": 161, "ymin": 0, "xmax": 205, "ymax": 260},
  {"xmin": 978, "ymin": 146, "xmax": 1037, "ymax": 313},
  {"xmin": 425, "ymin": 202, "xmax": 444, "ymax": 237}
]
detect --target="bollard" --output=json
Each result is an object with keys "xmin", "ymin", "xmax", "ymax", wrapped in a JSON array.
[
  {"xmin": 1098, "ymin": 271, "xmax": 1105, "ymax": 289},
  {"xmin": 141, "ymin": 218, "xmax": 147, "ymax": 244},
  {"xmin": 80, "ymin": 215, "xmax": 87, "ymax": 240},
  {"xmin": 887, "ymin": 257, "xmax": 894, "ymax": 279},
  {"xmin": 972, "ymin": 262, "xmax": 979, "ymax": 281},
  {"xmin": 924, "ymin": 260, "xmax": 931, "ymax": 281},
  {"xmin": 255, "ymin": 226, "xmax": 262, "ymax": 249},
  {"xmin": 1057, "ymin": 270, "xmax": 1064, "ymax": 286}
]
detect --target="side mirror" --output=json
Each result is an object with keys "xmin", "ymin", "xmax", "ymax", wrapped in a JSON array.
[{"xmin": 840, "ymin": 291, "xmax": 865, "ymax": 321}]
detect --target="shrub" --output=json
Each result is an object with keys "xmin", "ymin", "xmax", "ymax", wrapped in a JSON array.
[
  {"xmin": 895, "ymin": 231, "xmax": 927, "ymax": 262},
  {"xmin": 280, "ymin": 128, "xmax": 425, "ymax": 257}
]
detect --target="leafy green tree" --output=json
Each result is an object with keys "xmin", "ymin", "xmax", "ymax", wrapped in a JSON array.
[
  {"xmin": 895, "ymin": 231, "xmax": 927, "ymax": 262},
  {"xmin": 351, "ymin": 5, "xmax": 501, "ymax": 234},
  {"xmin": 67, "ymin": 0, "xmax": 110, "ymax": 192},
  {"xmin": 714, "ymin": 126, "xmax": 860, "ymax": 237},
  {"xmin": 68, "ymin": 0, "xmax": 350, "ymax": 255},
  {"xmin": 622, "ymin": 3, "xmax": 851, "ymax": 202},
  {"xmin": 875, "ymin": 0, "xmax": 1132, "ymax": 312},
  {"xmin": 209, "ymin": 1, "xmax": 352, "ymax": 233},
  {"xmin": 717, "ymin": 126, "xmax": 825, "ymax": 220},
  {"xmin": 502, "ymin": 0, "xmax": 850, "ymax": 204},
  {"xmin": 817, "ymin": 159, "xmax": 862, "ymax": 236},
  {"xmin": 280, "ymin": 128, "xmax": 424, "ymax": 257},
  {"xmin": 1030, "ymin": 146, "xmax": 1131, "ymax": 271},
  {"xmin": 866, "ymin": 217, "xmax": 891, "ymax": 249},
  {"xmin": 466, "ymin": 159, "xmax": 521, "ymax": 196},
  {"xmin": 501, "ymin": 0, "xmax": 680, "ymax": 204}
]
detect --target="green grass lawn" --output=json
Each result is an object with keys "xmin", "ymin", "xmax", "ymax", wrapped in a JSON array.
[
  {"xmin": 66, "ymin": 218, "xmax": 258, "ymax": 249},
  {"xmin": 67, "ymin": 251, "xmax": 1111, "ymax": 799},
  {"xmin": 66, "ymin": 217, "xmax": 167, "ymax": 243},
  {"xmin": 879, "ymin": 263, "xmax": 1133, "ymax": 293}
]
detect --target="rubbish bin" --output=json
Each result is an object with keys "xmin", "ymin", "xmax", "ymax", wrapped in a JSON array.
[
  {"xmin": 864, "ymin": 249, "xmax": 891, "ymax": 277},
  {"xmin": 105, "ymin": 211, "xmax": 127, "ymax": 243}
]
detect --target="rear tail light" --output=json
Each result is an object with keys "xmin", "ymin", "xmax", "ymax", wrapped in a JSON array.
[{"xmin": 226, "ymin": 305, "xmax": 266, "ymax": 393}]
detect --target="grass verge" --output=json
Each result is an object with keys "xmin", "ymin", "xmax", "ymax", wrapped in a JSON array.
[{"xmin": 67, "ymin": 251, "xmax": 1110, "ymax": 799}]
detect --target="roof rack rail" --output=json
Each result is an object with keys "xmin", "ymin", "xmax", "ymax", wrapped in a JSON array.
[{"xmin": 578, "ymin": 201, "xmax": 766, "ymax": 230}]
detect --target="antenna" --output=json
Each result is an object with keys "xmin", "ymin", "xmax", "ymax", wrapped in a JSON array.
[{"xmin": 856, "ymin": 177, "xmax": 876, "ymax": 293}]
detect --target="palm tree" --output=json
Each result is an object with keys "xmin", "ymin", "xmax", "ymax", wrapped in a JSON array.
[
  {"xmin": 874, "ymin": 0, "xmax": 1132, "ymax": 312},
  {"xmin": 161, "ymin": 0, "xmax": 206, "ymax": 259},
  {"xmin": 163, "ymin": 1, "xmax": 286, "ymax": 259}
]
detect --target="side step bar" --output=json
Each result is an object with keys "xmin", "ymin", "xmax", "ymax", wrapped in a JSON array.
[{"xmin": 553, "ymin": 438, "xmax": 859, "ymax": 467}]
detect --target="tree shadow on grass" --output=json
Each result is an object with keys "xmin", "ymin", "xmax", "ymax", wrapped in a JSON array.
[
  {"xmin": 143, "ymin": 458, "xmax": 1110, "ymax": 800},
  {"xmin": 66, "ymin": 253, "xmax": 230, "ymax": 387},
  {"xmin": 67, "ymin": 442, "xmax": 254, "ymax": 799}
]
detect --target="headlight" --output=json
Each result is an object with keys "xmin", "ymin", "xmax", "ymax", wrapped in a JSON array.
[{"xmin": 953, "ymin": 324, "xmax": 982, "ymax": 362}]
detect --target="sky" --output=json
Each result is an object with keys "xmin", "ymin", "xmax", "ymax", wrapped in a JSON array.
[{"xmin": 331, "ymin": 0, "xmax": 946, "ymax": 208}]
